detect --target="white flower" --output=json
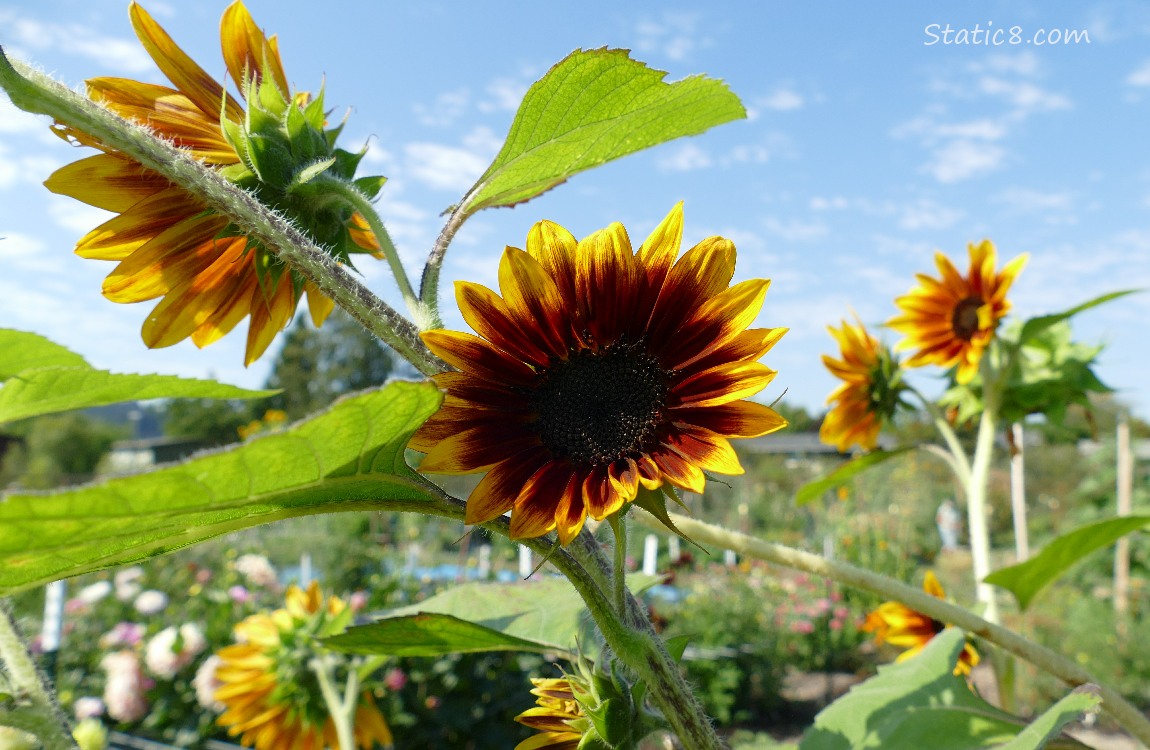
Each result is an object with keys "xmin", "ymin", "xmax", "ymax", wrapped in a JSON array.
[
  {"xmin": 234, "ymin": 554, "xmax": 279, "ymax": 589},
  {"xmin": 76, "ymin": 581, "xmax": 112, "ymax": 604},
  {"xmin": 114, "ymin": 567, "xmax": 145, "ymax": 601},
  {"xmin": 73, "ymin": 696, "xmax": 106, "ymax": 720},
  {"xmin": 101, "ymin": 650, "xmax": 150, "ymax": 723},
  {"xmin": 192, "ymin": 655, "xmax": 225, "ymax": 712},
  {"xmin": 133, "ymin": 590, "xmax": 169, "ymax": 615},
  {"xmin": 144, "ymin": 623, "xmax": 207, "ymax": 679}
]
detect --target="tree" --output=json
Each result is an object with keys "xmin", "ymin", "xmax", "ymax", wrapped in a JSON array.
[{"xmin": 264, "ymin": 310, "xmax": 397, "ymax": 419}]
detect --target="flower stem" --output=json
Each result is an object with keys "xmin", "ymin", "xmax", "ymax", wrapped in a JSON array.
[
  {"xmin": 607, "ymin": 513, "xmax": 628, "ymax": 616},
  {"xmin": 635, "ymin": 511, "xmax": 1150, "ymax": 747},
  {"xmin": 311, "ymin": 654, "xmax": 356, "ymax": 750},
  {"xmin": 0, "ymin": 49, "xmax": 443, "ymax": 377},
  {"xmin": 0, "ymin": 602, "xmax": 77, "ymax": 750},
  {"xmin": 968, "ymin": 356, "xmax": 1001, "ymax": 625},
  {"xmin": 419, "ymin": 206, "xmax": 467, "ymax": 329}
]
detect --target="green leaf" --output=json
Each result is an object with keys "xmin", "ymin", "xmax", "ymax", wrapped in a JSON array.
[
  {"xmin": 796, "ymin": 447, "xmax": 914, "ymax": 506},
  {"xmin": 0, "ymin": 329, "xmax": 89, "ymax": 380},
  {"xmin": 996, "ymin": 686, "xmax": 1101, "ymax": 750},
  {"xmin": 799, "ymin": 630, "xmax": 1081, "ymax": 750},
  {"xmin": 985, "ymin": 515, "xmax": 1150, "ymax": 611},
  {"xmin": 1017, "ymin": 290, "xmax": 1138, "ymax": 347},
  {"xmin": 0, "ymin": 368, "xmax": 276, "ymax": 424},
  {"xmin": 327, "ymin": 574, "xmax": 661, "ymax": 657},
  {"xmin": 0, "ymin": 382, "xmax": 443, "ymax": 594},
  {"xmin": 322, "ymin": 612, "xmax": 555, "ymax": 656},
  {"xmin": 461, "ymin": 48, "xmax": 745, "ymax": 214}
]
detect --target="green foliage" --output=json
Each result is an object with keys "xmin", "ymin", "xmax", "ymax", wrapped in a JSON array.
[
  {"xmin": 460, "ymin": 48, "xmax": 745, "ymax": 214},
  {"xmin": 996, "ymin": 686, "xmax": 1101, "ymax": 750},
  {"xmin": 0, "ymin": 381, "xmax": 443, "ymax": 594},
  {"xmin": 264, "ymin": 310, "xmax": 397, "ymax": 420},
  {"xmin": 797, "ymin": 448, "xmax": 915, "ymax": 506},
  {"xmin": 986, "ymin": 515, "xmax": 1150, "ymax": 611},
  {"xmin": 163, "ymin": 398, "xmax": 253, "ymax": 448},
  {"xmin": 0, "ymin": 330, "xmax": 274, "ymax": 425},
  {"xmin": 799, "ymin": 630, "xmax": 1088, "ymax": 750},
  {"xmin": 327, "ymin": 613, "xmax": 561, "ymax": 657},
  {"xmin": 8, "ymin": 413, "xmax": 125, "ymax": 489}
]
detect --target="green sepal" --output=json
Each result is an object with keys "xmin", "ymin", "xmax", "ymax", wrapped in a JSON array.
[
  {"xmin": 292, "ymin": 157, "xmax": 338, "ymax": 187},
  {"xmin": 353, "ymin": 174, "xmax": 388, "ymax": 199},
  {"xmin": 285, "ymin": 102, "xmax": 328, "ymax": 163},
  {"xmin": 575, "ymin": 734, "xmax": 612, "ymax": 750},
  {"xmin": 332, "ymin": 147, "xmax": 366, "ymax": 180},
  {"xmin": 633, "ymin": 486, "xmax": 705, "ymax": 552},
  {"xmin": 219, "ymin": 116, "xmax": 247, "ymax": 158}
]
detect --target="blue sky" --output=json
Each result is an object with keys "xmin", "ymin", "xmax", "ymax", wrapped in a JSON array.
[{"xmin": 2, "ymin": 1, "xmax": 1148, "ymax": 421}]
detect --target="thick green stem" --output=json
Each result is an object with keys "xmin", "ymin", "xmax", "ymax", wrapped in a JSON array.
[
  {"xmin": 419, "ymin": 207, "xmax": 467, "ymax": 328},
  {"xmin": 0, "ymin": 603, "xmax": 77, "ymax": 750},
  {"xmin": 908, "ymin": 385, "xmax": 972, "ymax": 486},
  {"xmin": 307, "ymin": 177, "xmax": 425, "ymax": 326},
  {"xmin": 608, "ymin": 513, "xmax": 628, "ymax": 616},
  {"xmin": 0, "ymin": 49, "xmax": 443, "ymax": 376},
  {"xmin": 636, "ymin": 512, "xmax": 1150, "ymax": 748},
  {"xmin": 969, "ymin": 358, "xmax": 1001, "ymax": 624},
  {"xmin": 311, "ymin": 655, "xmax": 355, "ymax": 750}
]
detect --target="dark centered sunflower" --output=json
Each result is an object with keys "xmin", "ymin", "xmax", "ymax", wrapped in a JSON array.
[{"xmin": 410, "ymin": 204, "xmax": 787, "ymax": 544}]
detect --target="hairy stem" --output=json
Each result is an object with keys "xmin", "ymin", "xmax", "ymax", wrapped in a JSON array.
[
  {"xmin": 968, "ymin": 357, "xmax": 1002, "ymax": 624},
  {"xmin": 0, "ymin": 603, "xmax": 77, "ymax": 750},
  {"xmin": 419, "ymin": 206, "xmax": 467, "ymax": 328},
  {"xmin": 636, "ymin": 512, "xmax": 1150, "ymax": 747},
  {"xmin": 311, "ymin": 654, "xmax": 355, "ymax": 750},
  {"xmin": 0, "ymin": 49, "xmax": 443, "ymax": 376}
]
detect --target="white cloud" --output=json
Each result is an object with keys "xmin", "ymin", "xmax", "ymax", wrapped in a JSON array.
[
  {"xmin": 402, "ymin": 127, "xmax": 500, "ymax": 192},
  {"xmin": 0, "ymin": 11, "xmax": 153, "ymax": 73},
  {"xmin": 48, "ymin": 198, "xmax": 113, "ymax": 235},
  {"xmin": 480, "ymin": 77, "xmax": 530, "ymax": 113},
  {"xmin": 752, "ymin": 88, "xmax": 804, "ymax": 116},
  {"xmin": 413, "ymin": 88, "xmax": 471, "ymax": 127},
  {"xmin": 763, "ymin": 217, "xmax": 827, "ymax": 243},
  {"xmin": 926, "ymin": 140, "xmax": 1006, "ymax": 183},
  {"xmin": 810, "ymin": 196, "xmax": 849, "ymax": 211},
  {"xmin": 977, "ymin": 77, "xmax": 1071, "ymax": 113},
  {"xmin": 994, "ymin": 188, "xmax": 1074, "ymax": 214},
  {"xmin": 657, "ymin": 142, "xmax": 712, "ymax": 172},
  {"xmin": 897, "ymin": 199, "xmax": 963, "ymax": 231},
  {"xmin": 635, "ymin": 12, "xmax": 706, "ymax": 61},
  {"xmin": 1126, "ymin": 60, "xmax": 1150, "ymax": 87}
]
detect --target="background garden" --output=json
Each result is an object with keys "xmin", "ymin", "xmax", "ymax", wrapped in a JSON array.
[{"xmin": 2, "ymin": 310, "xmax": 1146, "ymax": 749}]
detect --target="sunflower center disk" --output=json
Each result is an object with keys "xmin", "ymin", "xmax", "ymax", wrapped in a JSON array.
[
  {"xmin": 951, "ymin": 297, "xmax": 984, "ymax": 341},
  {"xmin": 530, "ymin": 347, "xmax": 669, "ymax": 467}
]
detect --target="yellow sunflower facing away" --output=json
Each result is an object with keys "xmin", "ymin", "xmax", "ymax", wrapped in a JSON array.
[
  {"xmin": 887, "ymin": 240, "xmax": 1027, "ymax": 385},
  {"xmin": 410, "ymin": 204, "xmax": 788, "ymax": 544},
  {"xmin": 819, "ymin": 318, "xmax": 904, "ymax": 453},
  {"xmin": 862, "ymin": 571, "xmax": 980, "ymax": 676},
  {"xmin": 214, "ymin": 582, "xmax": 393, "ymax": 750},
  {"xmin": 45, "ymin": 2, "xmax": 386, "ymax": 365},
  {"xmin": 514, "ymin": 677, "xmax": 589, "ymax": 750}
]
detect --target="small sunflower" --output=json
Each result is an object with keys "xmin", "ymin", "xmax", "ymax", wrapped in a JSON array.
[
  {"xmin": 887, "ymin": 240, "xmax": 1028, "ymax": 385},
  {"xmin": 819, "ymin": 318, "xmax": 904, "ymax": 453},
  {"xmin": 862, "ymin": 571, "xmax": 980, "ymax": 676},
  {"xmin": 514, "ymin": 677, "xmax": 589, "ymax": 750},
  {"xmin": 214, "ymin": 582, "xmax": 393, "ymax": 750},
  {"xmin": 44, "ymin": 1, "xmax": 386, "ymax": 365},
  {"xmin": 410, "ymin": 204, "xmax": 788, "ymax": 544}
]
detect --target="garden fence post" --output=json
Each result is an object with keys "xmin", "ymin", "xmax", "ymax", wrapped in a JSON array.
[
  {"xmin": 1114, "ymin": 415, "xmax": 1132, "ymax": 623},
  {"xmin": 1010, "ymin": 423, "xmax": 1029, "ymax": 562}
]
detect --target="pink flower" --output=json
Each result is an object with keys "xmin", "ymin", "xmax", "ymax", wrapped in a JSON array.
[
  {"xmin": 833, "ymin": 606, "xmax": 850, "ymax": 620},
  {"xmin": 830, "ymin": 618, "xmax": 844, "ymax": 631},
  {"xmin": 234, "ymin": 554, "xmax": 279, "ymax": 589},
  {"xmin": 133, "ymin": 590, "xmax": 168, "ymax": 615},
  {"xmin": 144, "ymin": 624, "xmax": 207, "ymax": 679},
  {"xmin": 228, "ymin": 585, "xmax": 252, "ymax": 604},
  {"xmin": 383, "ymin": 668, "xmax": 408, "ymax": 692},
  {"xmin": 100, "ymin": 622, "xmax": 146, "ymax": 649},
  {"xmin": 101, "ymin": 650, "xmax": 151, "ymax": 723},
  {"xmin": 192, "ymin": 655, "xmax": 224, "ymax": 712},
  {"xmin": 349, "ymin": 590, "xmax": 369, "ymax": 612},
  {"xmin": 73, "ymin": 696, "xmax": 105, "ymax": 720},
  {"xmin": 790, "ymin": 619, "xmax": 815, "ymax": 635}
]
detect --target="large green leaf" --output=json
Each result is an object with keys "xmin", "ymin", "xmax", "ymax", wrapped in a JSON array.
[
  {"xmin": 0, "ymin": 328, "xmax": 274, "ymax": 423},
  {"xmin": 1017, "ymin": 290, "xmax": 1138, "ymax": 347},
  {"xmin": 461, "ymin": 48, "xmax": 745, "ymax": 214},
  {"xmin": 327, "ymin": 574, "xmax": 660, "ymax": 657},
  {"xmin": 996, "ymin": 686, "xmax": 1101, "ymax": 750},
  {"xmin": 323, "ymin": 613, "xmax": 556, "ymax": 657},
  {"xmin": 800, "ymin": 630, "xmax": 1089, "ymax": 750},
  {"xmin": 0, "ymin": 368, "xmax": 277, "ymax": 424},
  {"xmin": 0, "ymin": 329, "xmax": 89, "ymax": 378},
  {"xmin": 0, "ymin": 382, "xmax": 443, "ymax": 594},
  {"xmin": 796, "ymin": 447, "xmax": 913, "ymax": 506},
  {"xmin": 985, "ymin": 516, "xmax": 1150, "ymax": 611}
]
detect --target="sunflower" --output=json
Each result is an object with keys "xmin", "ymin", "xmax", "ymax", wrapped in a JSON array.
[
  {"xmin": 44, "ymin": 2, "xmax": 385, "ymax": 365},
  {"xmin": 214, "ymin": 582, "xmax": 393, "ymax": 750},
  {"xmin": 862, "ymin": 571, "xmax": 980, "ymax": 676},
  {"xmin": 514, "ymin": 677, "xmax": 589, "ymax": 750},
  {"xmin": 887, "ymin": 240, "xmax": 1027, "ymax": 385},
  {"xmin": 819, "ymin": 318, "xmax": 904, "ymax": 453},
  {"xmin": 409, "ymin": 204, "xmax": 787, "ymax": 544}
]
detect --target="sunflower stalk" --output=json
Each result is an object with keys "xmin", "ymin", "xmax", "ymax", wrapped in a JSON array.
[
  {"xmin": 967, "ymin": 354, "xmax": 1003, "ymax": 625},
  {"xmin": 309, "ymin": 653, "xmax": 356, "ymax": 750},
  {"xmin": 419, "ymin": 206, "xmax": 468, "ymax": 328},
  {"xmin": 635, "ymin": 511, "xmax": 1150, "ymax": 748},
  {"xmin": 0, "ymin": 48, "xmax": 443, "ymax": 377},
  {"xmin": 0, "ymin": 602, "xmax": 78, "ymax": 750}
]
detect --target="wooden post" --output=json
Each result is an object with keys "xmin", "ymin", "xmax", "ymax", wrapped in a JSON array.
[
  {"xmin": 1115, "ymin": 415, "xmax": 1133, "ymax": 619},
  {"xmin": 1010, "ymin": 423, "xmax": 1030, "ymax": 562}
]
